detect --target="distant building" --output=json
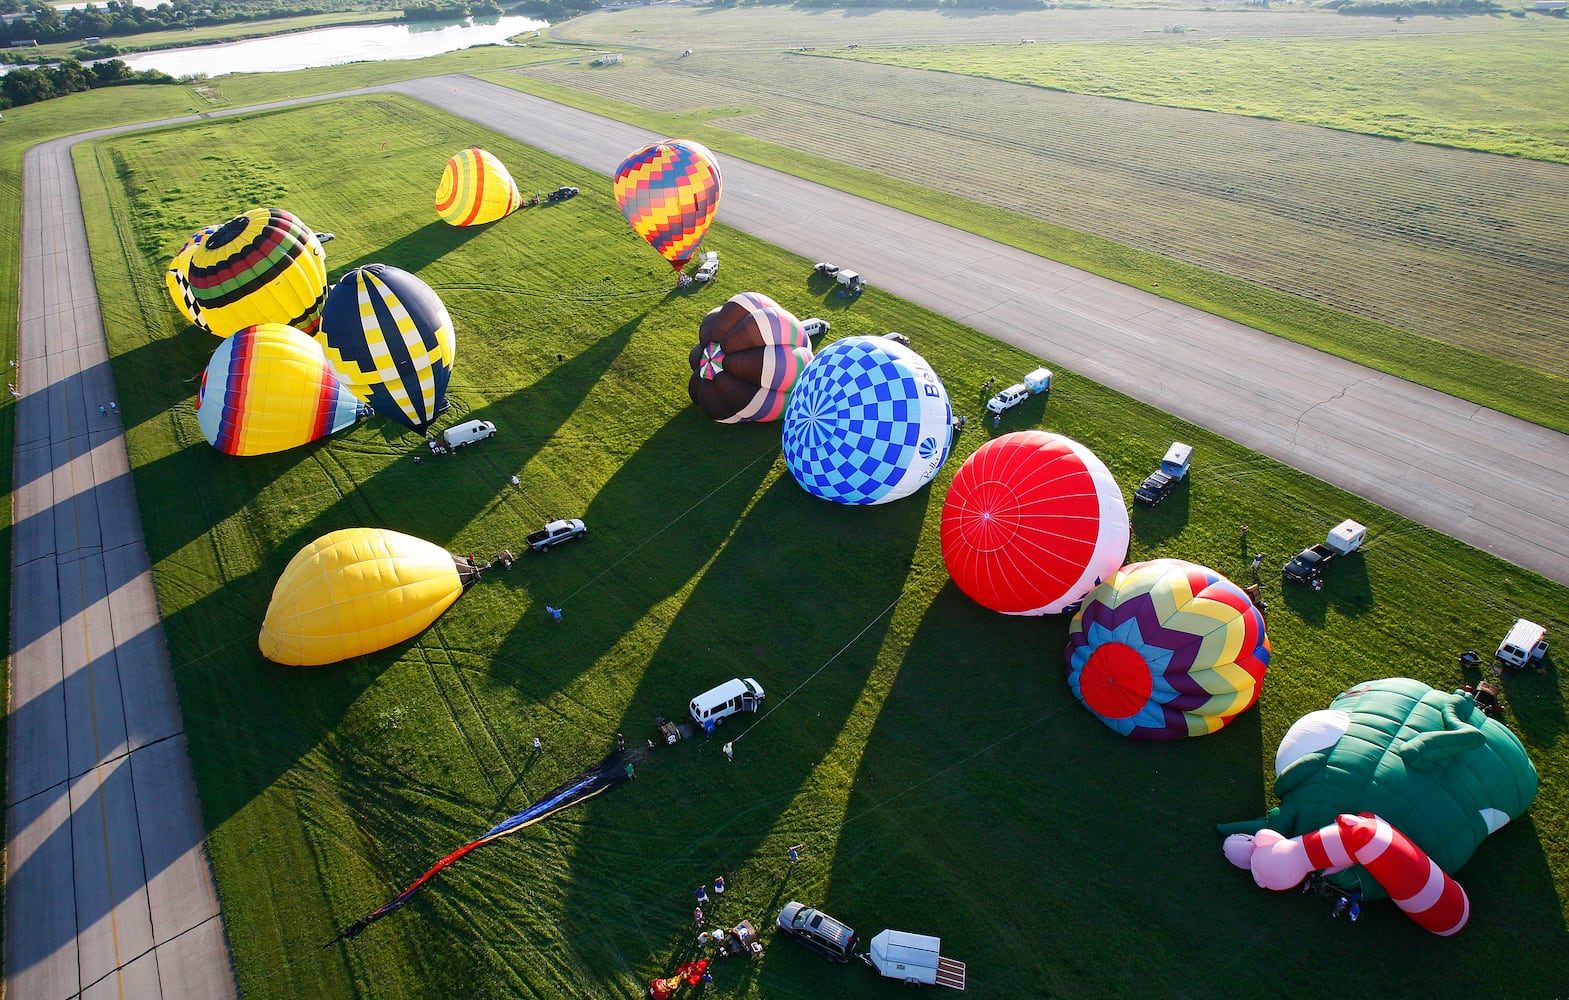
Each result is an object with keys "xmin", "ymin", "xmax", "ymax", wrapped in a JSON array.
[
  {"xmin": 83, "ymin": 35, "xmax": 102, "ymax": 44},
  {"xmin": 1532, "ymin": 0, "xmax": 1566, "ymax": 9},
  {"xmin": 9, "ymin": 38, "xmax": 39, "ymax": 47}
]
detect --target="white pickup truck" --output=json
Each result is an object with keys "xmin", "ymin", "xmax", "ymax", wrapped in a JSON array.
[{"xmin": 692, "ymin": 250, "xmax": 719, "ymax": 282}]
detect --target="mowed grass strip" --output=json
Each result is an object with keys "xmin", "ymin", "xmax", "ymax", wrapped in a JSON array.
[
  {"xmin": 493, "ymin": 52, "xmax": 1569, "ymax": 428},
  {"xmin": 842, "ymin": 27, "xmax": 1569, "ymax": 164},
  {"xmin": 74, "ymin": 95, "xmax": 1569, "ymax": 999}
]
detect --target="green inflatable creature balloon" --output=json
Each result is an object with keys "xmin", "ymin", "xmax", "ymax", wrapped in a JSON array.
[{"xmin": 1219, "ymin": 677, "xmax": 1537, "ymax": 897}]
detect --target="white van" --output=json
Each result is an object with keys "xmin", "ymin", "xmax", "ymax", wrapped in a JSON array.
[
  {"xmin": 442, "ymin": 419, "xmax": 496, "ymax": 449},
  {"xmin": 689, "ymin": 677, "xmax": 764, "ymax": 726},
  {"xmin": 801, "ymin": 317, "xmax": 831, "ymax": 338}
]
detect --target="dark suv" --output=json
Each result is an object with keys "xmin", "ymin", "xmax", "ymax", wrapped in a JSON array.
[{"xmin": 776, "ymin": 901, "xmax": 858, "ymax": 962}]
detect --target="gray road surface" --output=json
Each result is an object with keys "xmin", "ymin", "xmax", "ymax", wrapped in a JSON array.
[
  {"xmin": 7, "ymin": 134, "xmax": 237, "ymax": 998},
  {"xmin": 8, "ymin": 74, "xmax": 1566, "ymax": 1000},
  {"xmin": 384, "ymin": 76, "xmax": 1569, "ymax": 586}
]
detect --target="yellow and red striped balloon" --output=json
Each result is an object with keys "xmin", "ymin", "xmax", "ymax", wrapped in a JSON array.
[
  {"xmin": 613, "ymin": 139, "xmax": 722, "ymax": 271},
  {"xmin": 435, "ymin": 148, "xmax": 522, "ymax": 227}
]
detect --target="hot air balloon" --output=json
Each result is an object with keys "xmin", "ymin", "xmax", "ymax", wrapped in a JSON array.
[
  {"xmin": 435, "ymin": 147, "xmax": 523, "ymax": 227},
  {"xmin": 613, "ymin": 139, "xmax": 722, "ymax": 272},
  {"xmin": 781, "ymin": 336, "xmax": 952, "ymax": 505},
  {"xmin": 196, "ymin": 323, "xmax": 363, "ymax": 457},
  {"xmin": 185, "ymin": 208, "xmax": 328, "ymax": 338},
  {"xmin": 316, "ymin": 264, "xmax": 455, "ymax": 433},
  {"xmin": 259, "ymin": 528, "xmax": 481, "ymax": 666},
  {"xmin": 940, "ymin": 430, "xmax": 1129, "ymax": 615},
  {"xmin": 1218, "ymin": 677, "xmax": 1539, "ymax": 900},
  {"xmin": 1064, "ymin": 559, "xmax": 1270, "ymax": 739},
  {"xmin": 165, "ymin": 225, "xmax": 220, "ymax": 326},
  {"xmin": 688, "ymin": 292, "xmax": 814, "ymax": 423}
]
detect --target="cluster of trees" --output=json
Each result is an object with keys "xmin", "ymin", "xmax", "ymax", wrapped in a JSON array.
[
  {"xmin": 402, "ymin": 1, "xmax": 502, "ymax": 20},
  {"xmin": 0, "ymin": 57, "xmax": 175, "ymax": 109},
  {"xmin": 0, "ymin": 0, "xmax": 402, "ymax": 53}
]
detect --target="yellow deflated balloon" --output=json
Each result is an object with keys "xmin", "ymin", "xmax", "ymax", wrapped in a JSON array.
[
  {"xmin": 435, "ymin": 148, "xmax": 522, "ymax": 227},
  {"xmin": 260, "ymin": 528, "xmax": 477, "ymax": 666}
]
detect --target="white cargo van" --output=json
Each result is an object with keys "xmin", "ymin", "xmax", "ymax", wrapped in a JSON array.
[
  {"xmin": 442, "ymin": 419, "xmax": 496, "ymax": 449},
  {"xmin": 689, "ymin": 677, "xmax": 764, "ymax": 726},
  {"xmin": 801, "ymin": 317, "xmax": 831, "ymax": 338}
]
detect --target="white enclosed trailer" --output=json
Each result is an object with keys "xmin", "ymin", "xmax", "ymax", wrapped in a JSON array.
[{"xmin": 864, "ymin": 929, "xmax": 966, "ymax": 990}]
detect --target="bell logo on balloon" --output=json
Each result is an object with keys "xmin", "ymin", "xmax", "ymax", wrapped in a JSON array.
[
  {"xmin": 317, "ymin": 264, "xmax": 455, "ymax": 433},
  {"xmin": 688, "ymin": 292, "xmax": 812, "ymax": 423},
  {"xmin": 185, "ymin": 208, "xmax": 328, "ymax": 339},
  {"xmin": 781, "ymin": 336, "xmax": 953, "ymax": 505},
  {"xmin": 196, "ymin": 323, "xmax": 362, "ymax": 457},
  {"xmin": 940, "ymin": 430, "xmax": 1129, "ymax": 615},
  {"xmin": 435, "ymin": 148, "xmax": 523, "ymax": 227},
  {"xmin": 1065, "ymin": 559, "xmax": 1270, "ymax": 739},
  {"xmin": 614, "ymin": 139, "xmax": 722, "ymax": 272}
]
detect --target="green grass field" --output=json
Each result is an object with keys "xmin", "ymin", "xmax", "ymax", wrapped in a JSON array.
[
  {"xmin": 71, "ymin": 93, "xmax": 1569, "ymax": 999},
  {"xmin": 838, "ymin": 28, "xmax": 1569, "ymax": 164}
]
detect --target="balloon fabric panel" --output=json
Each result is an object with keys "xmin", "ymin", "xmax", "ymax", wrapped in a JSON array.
[
  {"xmin": 435, "ymin": 148, "xmax": 522, "ymax": 227},
  {"xmin": 185, "ymin": 208, "xmax": 327, "ymax": 338},
  {"xmin": 781, "ymin": 337, "xmax": 952, "ymax": 505},
  {"xmin": 259, "ymin": 528, "xmax": 467, "ymax": 666},
  {"xmin": 940, "ymin": 431, "xmax": 1129, "ymax": 615},
  {"xmin": 688, "ymin": 292, "xmax": 813, "ymax": 423},
  {"xmin": 196, "ymin": 323, "xmax": 361, "ymax": 457},
  {"xmin": 614, "ymin": 140, "xmax": 723, "ymax": 271},
  {"xmin": 1065, "ymin": 559, "xmax": 1269, "ymax": 739},
  {"xmin": 1230, "ymin": 677, "xmax": 1539, "ymax": 896},
  {"xmin": 165, "ymin": 225, "xmax": 220, "ymax": 325},
  {"xmin": 317, "ymin": 264, "xmax": 455, "ymax": 433}
]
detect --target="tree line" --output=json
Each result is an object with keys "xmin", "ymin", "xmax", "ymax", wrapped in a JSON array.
[{"xmin": 1, "ymin": 57, "xmax": 176, "ymax": 109}]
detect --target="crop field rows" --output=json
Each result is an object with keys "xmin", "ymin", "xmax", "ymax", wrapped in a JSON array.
[
  {"xmin": 516, "ymin": 50, "xmax": 1569, "ymax": 377},
  {"xmin": 556, "ymin": 4, "xmax": 1511, "ymax": 51},
  {"xmin": 844, "ymin": 31, "xmax": 1569, "ymax": 164}
]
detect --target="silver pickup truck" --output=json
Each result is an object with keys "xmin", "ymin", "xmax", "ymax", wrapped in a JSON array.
[{"xmin": 525, "ymin": 518, "xmax": 586, "ymax": 552}]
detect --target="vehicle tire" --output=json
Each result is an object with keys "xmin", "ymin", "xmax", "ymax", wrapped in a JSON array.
[{"xmin": 488, "ymin": 430, "xmax": 496, "ymax": 439}]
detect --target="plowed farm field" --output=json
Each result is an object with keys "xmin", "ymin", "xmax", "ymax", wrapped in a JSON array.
[{"xmin": 516, "ymin": 48, "xmax": 1569, "ymax": 377}]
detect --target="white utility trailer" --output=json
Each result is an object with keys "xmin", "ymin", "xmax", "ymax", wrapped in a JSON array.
[{"xmin": 863, "ymin": 929, "xmax": 966, "ymax": 990}]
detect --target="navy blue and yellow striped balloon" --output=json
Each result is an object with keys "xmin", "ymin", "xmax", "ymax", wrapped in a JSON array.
[{"xmin": 316, "ymin": 264, "xmax": 455, "ymax": 433}]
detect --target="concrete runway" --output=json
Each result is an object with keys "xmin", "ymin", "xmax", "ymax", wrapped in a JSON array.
[
  {"xmin": 7, "ymin": 132, "xmax": 237, "ymax": 998},
  {"xmin": 7, "ymin": 75, "xmax": 1565, "ymax": 999},
  {"xmin": 384, "ymin": 76, "xmax": 1569, "ymax": 588}
]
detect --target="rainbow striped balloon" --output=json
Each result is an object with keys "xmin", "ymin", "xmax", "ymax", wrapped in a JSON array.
[
  {"xmin": 1066, "ymin": 559, "xmax": 1270, "ymax": 739},
  {"xmin": 613, "ymin": 139, "xmax": 722, "ymax": 271},
  {"xmin": 435, "ymin": 148, "xmax": 522, "ymax": 227},
  {"xmin": 185, "ymin": 208, "xmax": 328, "ymax": 338},
  {"xmin": 197, "ymin": 323, "xmax": 362, "ymax": 456}
]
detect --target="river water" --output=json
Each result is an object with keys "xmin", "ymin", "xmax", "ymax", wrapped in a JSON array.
[{"xmin": 110, "ymin": 14, "xmax": 547, "ymax": 78}]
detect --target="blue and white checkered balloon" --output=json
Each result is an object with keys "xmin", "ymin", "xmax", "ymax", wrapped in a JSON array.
[{"xmin": 782, "ymin": 336, "xmax": 953, "ymax": 505}]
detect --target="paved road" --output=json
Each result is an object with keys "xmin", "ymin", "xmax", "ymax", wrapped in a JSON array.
[
  {"xmin": 385, "ymin": 76, "xmax": 1569, "ymax": 586},
  {"xmin": 8, "ymin": 74, "xmax": 1566, "ymax": 1000},
  {"xmin": 8, "ymin": 133, "xmax": 237, "ymax": 998}
]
